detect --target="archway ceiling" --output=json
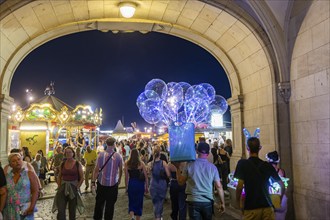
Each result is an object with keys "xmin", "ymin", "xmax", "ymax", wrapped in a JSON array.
[{"xmin": 0, "ymin": 0, "xmax": 281, "ymax": 99}]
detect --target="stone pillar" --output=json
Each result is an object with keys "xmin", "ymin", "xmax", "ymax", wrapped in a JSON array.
[
  {"xmin": 227, "ymin": 95, "xmax": 244, "ymax": 170},
  {"xmin": 0, "ymin": 94, "xmax": 14, "ymax": 166},
  {"xmin": 277, "ymin": 82, "xmax": 295, "ymax": 220}
]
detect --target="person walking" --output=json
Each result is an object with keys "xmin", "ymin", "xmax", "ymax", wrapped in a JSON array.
[
  {"xmin": 3, "ymin": 153, "xmax": 39, "ymax": 220},
  {"xmin": 168, "ymin": 162, "xmax": 186, "ymax": 220},
  {"xmin": 266, "ymin": 151, "xmax": 287, "ymax": 220},
  {"xmin": 50, "ymin": 146, "xmax": 64, "ymax": 183},
  {"xmin": 175, "ymin": 142, "xmax": 225, "ymax": 219},
  {"xmin": 83, "ymin": 146, "xmax": 97, "ymax": 191},
  {"xmin": 91, "ymin": 137, "xmax": 123, "ymax": 220},
  {"xmin": 149, "ymin": 145, "xmax": 170, "ymax": 220},
  {"xmin": 218, "ymin": 144, "xmax": 230, "ymax": 193},
  {"xmin": 53, "ymin": 146, "xmax": 84, "ymax": 220},
  {"xmin": 37, "ymin": 150, "xmax": 48, "ymax": 192},
  {"xmin": 124, "ymin": 149, "xmax": 148, "ymax": 220},
  {"xmin": 77, "ymin": 132, "xmax": 86, "ymax": 149},
  {"xmin": 124, "ymin": 140, "xmax": 131, "ymax": 162},
  {"xmin": 224, "ymin": 139, "xmax": 233, "ymax": 173},
  {"xmin": 234, "ymin": 137, "xmax": 285, "ymax": 220}
]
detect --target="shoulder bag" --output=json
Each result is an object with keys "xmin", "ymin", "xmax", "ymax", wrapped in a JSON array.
[{"xmin": 97, "ymin": 151, "xmax": 115, "ymax": 180}]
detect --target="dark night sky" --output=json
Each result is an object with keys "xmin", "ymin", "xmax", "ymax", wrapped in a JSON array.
[{"xmin": 10, "ymin": 31, "xmax": 231, "ymax": 130}]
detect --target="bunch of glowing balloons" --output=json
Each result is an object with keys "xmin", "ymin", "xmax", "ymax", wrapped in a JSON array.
[{"xmin": 136, "ymin": 78, "xmax": 228, "ymax": 127}]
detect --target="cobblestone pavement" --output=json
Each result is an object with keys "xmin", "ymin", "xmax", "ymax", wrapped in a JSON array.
[{"xmin": 35, "ymin": 180, "xmax": 240, "ymax": 220}]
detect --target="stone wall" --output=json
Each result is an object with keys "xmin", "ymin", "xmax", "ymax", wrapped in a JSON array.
[{"xmin": 290, "ymin": 1, "xmax": 330, "ymax": 219}]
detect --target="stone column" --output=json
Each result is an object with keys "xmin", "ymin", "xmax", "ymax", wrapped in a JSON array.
[
  {"xmin": 0, "ymin": 94, "xmax": 14, "ymax": 165},
  {"xmin": 227, "ymin": 95, "xmax": 244, "ymax": 170},
  {"xmin": 277, "ymin": 82, "xmax": 295, "ymax": 220}
]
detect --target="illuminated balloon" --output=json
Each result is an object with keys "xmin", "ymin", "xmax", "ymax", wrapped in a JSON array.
[
  {"xmin": 162, "ymin": 104, "xmax": 176, "ymax": 123},
  {"xmin": 178, "ymin": 82, "xmax": 191, "ymax": 99},
  {"xmin": 194, "ymin": 100, "xmax": 210, "ymax": 124},
  {"xmin": 184, "ymin": 98, "xmax": 199, "ymax": 122},
  {"xmin": 144, "ymin": 90, "xmax": 161, "ymax": 100},
  {"xmin": 201, "ymin": 83, "xmax": 216, "ymax": 103},
  {"xmin": 136, "ymin": 92, "xmax": 148, "ymax": 108},
  {"xmin": 210, "ymin": 95, "xmax": 228, "ymax": 114},
  {"xmin": 164, "ymin": 82, "xmax": 184, "ymax": 114},
  {"xmin": 185, "ymin": 85, "xmax": 207, "ymax": 102},
  {"xmin": 137, "ymin": 78, "xmax": 228, "ymax": 127},
  {"xmin": 193, "ymin": 85, "xmax": 208, "ymax": 100},
  {"xmin": 145, "ymin": 79, "xmax": 168, "ymax": 100},
  {"xmin": 184, "ymin": 85, "xmax": 196, "ymax": 102},
  {"xmin": 139, "ymin": 99, "xmax": 163, "ymax": 124}
]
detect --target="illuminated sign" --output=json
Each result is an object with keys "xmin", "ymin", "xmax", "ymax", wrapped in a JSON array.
[{"xmin": 211, "ymin": 112, "xmax": 223, "ymax": 128}]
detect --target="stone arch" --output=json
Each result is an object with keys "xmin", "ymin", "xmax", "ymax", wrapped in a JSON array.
[{"xmin": 0, "ymin": 1, "xmax": 278, "ymax": 167}]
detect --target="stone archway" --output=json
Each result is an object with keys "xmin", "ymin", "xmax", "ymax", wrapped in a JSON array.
[{"xmin": 0, "ymin": 1, "xmax": 279, "ymax": 168}]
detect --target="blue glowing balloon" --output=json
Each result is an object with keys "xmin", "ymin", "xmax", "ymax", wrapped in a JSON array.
[
  {"xmin": 193, "ymin": 85, "xmax": 208, "ymax": 100},
  {"xmin": 201, "ymin": 83, "xmax": 216, "ymax": 103},
  {"xmin": 164, "ymin": 82, "xmax": 184, "ymax": 115},
  {"xmin": 185, "ymin": 85, "xmax": 208, "ymax": 102},
  {"xmin": 210, "ymin": 95, "xmax": 228, "ymax": 114},
  {"xmin": 184, "ymin": 98, "xmax": 199, "ymax": 123},
  {"xmin": 137, "ymin": 79, "xmax": 228, "ymax": 126},
  {"xmin": 136, "ymin": 92, "xmax": 148, "ymax": 108},
  {"xmin": 145, "ymin": 79, "xmax": 168, "ymax": 100},
  {"xmin": 184, "ymin": 85, "xmax": 196, "ymax": 102},
  {"xmin": 162, "ymin": 104, "xmax": 176, "ymax": 123},
  {"xmin": 194, "ymin": 100, "xmax": 210, "ymax": 123},
  {"xmin": 139, "ymin": 99, "xmax": 163, "ymax": 124},
  {"xmin": 178, "ymin": 82, "xmax": 191, "ymax": 99},
  {"xmin": 144, "ymin": 90, "xmax": 161, "ymax": 100}
]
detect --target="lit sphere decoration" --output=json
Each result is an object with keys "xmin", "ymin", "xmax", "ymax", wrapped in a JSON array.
[{"xmin": 137, "ymin": 78, "xmax": 228, "ymax": 127}]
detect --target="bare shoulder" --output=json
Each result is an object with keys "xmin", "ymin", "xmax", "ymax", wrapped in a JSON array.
[{"xmin": 26, "ymin": 162, "xmax": 35, "ymax": 172}]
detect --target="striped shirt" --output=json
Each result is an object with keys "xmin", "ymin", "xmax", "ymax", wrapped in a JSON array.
[{"xmin": 97, "ymin": 148, "xmax": 123, "ymax": 186}]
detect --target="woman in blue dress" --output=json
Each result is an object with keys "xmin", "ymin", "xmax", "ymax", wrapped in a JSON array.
[
  {"xmin": 125, "ymin": 149, "xmax": 149, "ymax": 220},
  {"xmin": 149, "ymin": 146, "xmax": 171, "ymax": 220}
]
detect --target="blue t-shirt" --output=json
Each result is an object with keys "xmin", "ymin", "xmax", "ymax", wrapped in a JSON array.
[{"xmin": 183, "ymin": 158, "xmax": 220, "ymax": 202}]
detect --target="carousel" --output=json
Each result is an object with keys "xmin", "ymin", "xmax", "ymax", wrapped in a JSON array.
[{"xmin": 8, "ymin": 82, "xmax": 103, "ymax": 157}]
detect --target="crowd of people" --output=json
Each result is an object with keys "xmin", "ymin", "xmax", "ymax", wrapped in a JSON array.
[{"xmin": 0, "ymin": 132, "xmax": 287, "ymax": 220}]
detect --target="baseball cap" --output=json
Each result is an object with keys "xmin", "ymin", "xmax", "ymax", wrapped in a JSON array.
[{"xmin": 197, "ymin": 142, "xmax": 210, "ymax": 154}]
